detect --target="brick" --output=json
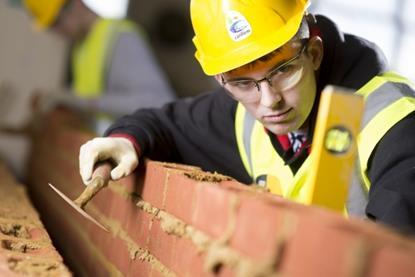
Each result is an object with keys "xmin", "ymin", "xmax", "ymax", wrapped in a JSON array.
[
  {"xmin": 229, "ymin": 196, "xmax": 286, "ymax": 261},
  {"xmin": 164, "ymin": 171, "xmax": 198, "ymax": 224},
  {"xmin": 368, "ymin": 245, "xmax": 415, "ymax": 277},
  {"xmin": 138, "ymin": 161, "xmax": 169, "ymax": 208},
  {"xmin": 192, "ymin": 182, "xmax": 233, "ymax": 239},
  {"xmin": 105, "ymin": 235, "xmax": 133, "ymax": 273},
  {"xmin": 115, "ymin": 174, "xmax": 137, "ymax": 194},
  {"xmin": 88, "ymin": 222, "xmax": 111, "ymax": 255},
  {"xmin": 219, "ymin": 180, "xmax": 255, "ymax": 193},
  {"xmin": 28, "ymin": 227, "xmax": 50, "ymax": 241},
  {"xmin": 107, "ymin": 188, "xmax": 134, "ymax": 228},
  {"xmin": 0, "ymin": 162, "xmax": 70, "ymax": 275},
  {"xmin": 148, "ymin": 220, "xmax": 175, "ymax": 269},
  {"xmin": 279, "ymin": 210, "xmax": 365, "ymax": 277},
  {"xmin": 125, "ymin": 206, "xmax": 152, "ymax": 249},
  {"xmin": 171, "ymin": 234, "xmax": 209, "ymax": 277},
  {"xmin": 89, "ymin": 185, "xmax": 114, "ymax": 218}
]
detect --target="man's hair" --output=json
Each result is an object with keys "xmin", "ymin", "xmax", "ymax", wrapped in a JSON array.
[{"xmin": 228, "ymin": 16, "xmax": 310, "ymax": 72}]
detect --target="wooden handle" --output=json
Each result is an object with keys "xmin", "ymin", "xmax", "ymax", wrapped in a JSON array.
[{"xmin": 74, "ymin": 162, "xmax": 112, "ymax": 209}]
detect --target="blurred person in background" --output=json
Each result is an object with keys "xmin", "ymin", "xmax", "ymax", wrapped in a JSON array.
[{"xmin": 23, "ymin": 0, "xmax": 175, "ymax": 133}]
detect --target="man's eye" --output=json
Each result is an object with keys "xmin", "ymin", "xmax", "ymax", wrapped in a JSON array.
[
  {"xmin": 233, "ymin": 80, "xmax": 255, "ymax": 88},
  {"xmin": 277, "ymin": 64, "xmax": 295, "ymax": 74}
]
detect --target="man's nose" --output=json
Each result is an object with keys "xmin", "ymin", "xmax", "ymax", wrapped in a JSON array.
[{"xmin": 259, "ymin": 80, "xmax": 282, "ymax": 107}]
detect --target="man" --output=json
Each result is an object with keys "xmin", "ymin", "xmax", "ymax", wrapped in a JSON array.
[
  {"xmin": 79, "ymin": 0, "xmax": 415, "ymax": 233},
  {"xmin": 23, "ymin": 0, "xmax": 175, "ymax": 132}
]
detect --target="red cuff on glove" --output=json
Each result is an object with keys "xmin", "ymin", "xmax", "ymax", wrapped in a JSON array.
[{"xmin": 108, "ymin": 133, "xmax": 141, "ymax": 157}]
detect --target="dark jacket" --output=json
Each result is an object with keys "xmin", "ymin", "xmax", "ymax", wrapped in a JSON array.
[{"xmin": 105, "ymin": 15, "xmax": 415, "ymax": 234}]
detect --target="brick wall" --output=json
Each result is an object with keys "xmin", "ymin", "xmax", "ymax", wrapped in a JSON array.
[
  {"xmin": 27, "ymin": 109, "xmax": 415, "ymax": 276},
  {"xmin": 0, "ymin": 160, "xmax": 71, "ymax": 276}
]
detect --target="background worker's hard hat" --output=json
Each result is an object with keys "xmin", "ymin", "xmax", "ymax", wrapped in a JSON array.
[
  {"xmin": 191, "ymin": 0, "xmax": 310, "ymax": 75},
  {"xmin": 23, "ymin": 0, "xmax": 67, "ymax": 29}
]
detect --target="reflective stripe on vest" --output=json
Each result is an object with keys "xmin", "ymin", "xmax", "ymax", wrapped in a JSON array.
[
  {"xmin": 235, "ymin": 72, "xmax": 415, "ymax": 216},
  {"xmin": 72, "ymin": 19, "xmax": 139, "ymax": 98}
]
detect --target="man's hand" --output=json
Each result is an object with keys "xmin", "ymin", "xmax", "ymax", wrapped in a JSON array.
[{"xmin": 79, "ymin": 137, "xmax": 139, "ymax": 185}]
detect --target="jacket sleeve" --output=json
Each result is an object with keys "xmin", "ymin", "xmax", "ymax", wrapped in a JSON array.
[
  {"xmin": 104, "ymin": 88, "xmax": 252, "ymax": 184},
  {"xmin": 366, "ymin": 111, "xmax": 415, "ymax": 234}
]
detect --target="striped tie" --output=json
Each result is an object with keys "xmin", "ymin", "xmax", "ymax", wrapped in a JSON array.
[{"xmin": 288, "ymin": 132, "xmax": 307, "ymax": 153}]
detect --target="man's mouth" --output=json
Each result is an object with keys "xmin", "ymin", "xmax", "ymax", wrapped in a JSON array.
[{"xmin": 262, "ymin": 108, "xmax": 293, "ymax": 123}]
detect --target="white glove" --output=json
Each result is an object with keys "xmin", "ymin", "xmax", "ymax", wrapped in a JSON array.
[{"xmin": 79, "ymin": 137, "xmax": 139, "ymax": 185}]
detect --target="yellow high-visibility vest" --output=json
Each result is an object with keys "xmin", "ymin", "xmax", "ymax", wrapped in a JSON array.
[
  {"xmin": 72, "ymin": 18, "xmax": 139, "ymax": 98},
  {"xmin": 235, "ymin": 72, "xmax": 415, "ymax": 216}
]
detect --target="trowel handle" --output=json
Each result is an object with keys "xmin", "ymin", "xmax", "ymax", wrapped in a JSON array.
[
  {"xmin": 74, "ymin": 162, "xmax": 112, "ymax": 209},
  {"xmin": 91, "ymin": 161, "xmax": 112, "ymax": 181}
]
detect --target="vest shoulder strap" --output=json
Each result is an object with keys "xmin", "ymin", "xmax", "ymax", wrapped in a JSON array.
[{"xmin": 72, "ymin": 19, "xmax": 138, "ymax": 97}]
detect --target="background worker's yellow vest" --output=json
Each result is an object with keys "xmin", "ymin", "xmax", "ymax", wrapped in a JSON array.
[
  {"xmin": 72, "ymin": 19, "xmax": 139, "ymax": 98},
  {"xmin": 235, "ymin": 72, "xmax": 415, "ymax": 216}
]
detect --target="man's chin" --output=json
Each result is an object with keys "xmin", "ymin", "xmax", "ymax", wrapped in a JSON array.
[{"xmin": 264, "ymin": 123, "xmax": 296, "ymax": 135}]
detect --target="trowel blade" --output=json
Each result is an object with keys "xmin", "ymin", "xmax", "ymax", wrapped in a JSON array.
[{"xmin": 48, "ymin": 183, "xmax": 109, "ymax": 232}]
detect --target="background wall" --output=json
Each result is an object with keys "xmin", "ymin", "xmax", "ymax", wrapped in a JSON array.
[
  {"xmin": 0, "ymin": 0, "xmax": 67, "ymax": 179},
  {"xmin": 311, "ymin": 0, "xmax": 415, "ymax": 81}
]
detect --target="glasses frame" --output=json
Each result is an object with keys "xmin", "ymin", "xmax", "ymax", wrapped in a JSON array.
[{"xmin": 221, "ymin": 40, "xmax": 309, "ymax": 94}]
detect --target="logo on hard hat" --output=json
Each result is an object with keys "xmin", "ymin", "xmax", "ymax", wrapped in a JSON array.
[
  {"xmin": 324, "ymin": 126, "xmax": 353, "ymax": 154},
  {"xmin": 226, "ymin": 11, "xmax": 252, "ymax": 42}
]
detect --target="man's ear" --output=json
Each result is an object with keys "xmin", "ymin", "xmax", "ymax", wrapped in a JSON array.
[{"xmin": 306, "ymin": 36, "xmax": 324, "ymax": 71}]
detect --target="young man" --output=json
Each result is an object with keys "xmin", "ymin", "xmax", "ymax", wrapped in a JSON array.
[
  {"xmin": 79, "ymin": 0, "xmax": 415, "ymax": 233},
  {"xmin": 23, "ymin": 0, "xmax": 175, "ymax": 131}
]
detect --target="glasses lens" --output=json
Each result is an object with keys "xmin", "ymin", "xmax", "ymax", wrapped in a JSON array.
[
  {"xmin": 224, "ymin": 80, "xmax": 260, "ymax": 103},
  {"xmin": 222, "ymin": 43, "xmax": 306, "ymax": 103},
  {"xmin": 270, "ymin": 63, "xmax": 304, "ymax": 91}
]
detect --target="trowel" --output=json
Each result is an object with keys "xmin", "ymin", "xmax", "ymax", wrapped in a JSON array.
[{"xmin": 48, "ymin": 162, "xmax": 112, "ymax": 232}]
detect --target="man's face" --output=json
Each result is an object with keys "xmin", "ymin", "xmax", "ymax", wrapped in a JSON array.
[
  {"xmin": 51, "ymin": 1, "xmax": 84, "ymax": 41},
  {"xmin": 220, "ymin": 39, "xmax": 322, "ymax": 135}
]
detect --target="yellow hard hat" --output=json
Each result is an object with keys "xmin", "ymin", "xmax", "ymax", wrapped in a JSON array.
[
  {"xmin": 23, "ymin": 0, "xmax": 67, "ymax": 29},
  {"xmin": 191, "ymin": 0, "xmax": 310, "ymax": 75}
]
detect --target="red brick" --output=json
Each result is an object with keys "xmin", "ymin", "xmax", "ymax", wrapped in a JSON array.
[
  {"xmin": 219, "ymin": 180, "xmax": 254, "ymax": 193},
  {"xmin": 171, "ymin": 234, "xmax": 209, "ymax": 277},
  {"xmin": 28, "ymin": 227, "xmax": 50, "ymax": 241},
  {"xmin": 115, "ymin": 174, "xmax": 137, "ymax": 194},
  {"xmin": 368, "ymin": 246, "xmax": 415, "ymax": 277},
  {"xmin": 229, "ymin": 196, "xmax": 285, "ymax": 261},
  {"xmin": 90, "ymin": 185, "xmax": 115, "ymax": 217},
  {"xmin": 138, "ymin": 161, "xmax": 169, "ymax": 208},
  {"xmin": 160, "ymin": 161, "xmax": 201, "ymax": 172},
  {"xmin": 192, "ymin": 182, "xmax": 233, "ymax": 238},
  {"xmin": 107, "ymin": 188, "xmax": 135, "ymax": 228},
  {"xmin": 148, "ymin": 220, "xmax": 175, "ymax": 268},
  {"xmin": 106, "ymin": 235, "xmax": 133, "ymax": 273},
  {"xmin": 279, "ymin": 212, "xmax": 362, "ymax": 277},
  {"xmin": 89, "ymin": 229, "xmax": 113, "ymax": 266},
  {"xmin": 126, "ymin": 207, "xmax": 152, "ymax": 249},
  {"xmin": 164, "ymin": 171, "xmax": 198, "ymax": 224}
]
